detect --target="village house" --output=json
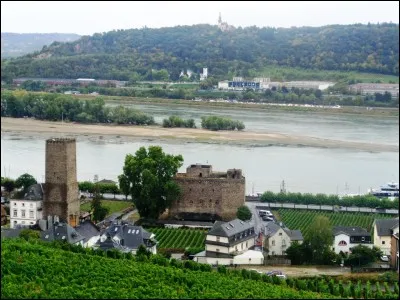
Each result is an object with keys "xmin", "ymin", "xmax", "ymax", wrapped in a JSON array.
[
  {"xmin": 264, "ymin": 222, "xmax": 303, "ymax": 256},
  {"xmin": 332, "ymin": 226, "xmax": 372, "ymax": 255},
  {"xmin": 94, "ymin": 221, "xmax": 157, "ymax": 254},
  {"xmin": 10, "ymin": 183, "xmax": 43, "ymax": 228},
  {"xmin": 373, "ymin": 218, "xmax": 399, "ymax": 255},
  {"xmin": 74, "ymin": 219, "xmax": 101, "ymax": 248},
  {"xmin": 39, "ymin": 215, "xmax": 85, "ymax": 246},
  {"xmin": 193, "ymin": 218, "xmax": 261, "ymax": 265}
]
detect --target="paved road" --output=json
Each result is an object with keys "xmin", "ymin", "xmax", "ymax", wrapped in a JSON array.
[
  {"xmin": 246, "ymin": 202, "xmax": 267, "ymax": 234},
  {"xmin": 121, "ymin": 209, "xmax": 138, "ymax": 221}
]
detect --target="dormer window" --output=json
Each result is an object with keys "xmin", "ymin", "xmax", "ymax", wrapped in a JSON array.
[{"xmin": 361, "ymin": 237, "xmax": 365, "ymax": 242}]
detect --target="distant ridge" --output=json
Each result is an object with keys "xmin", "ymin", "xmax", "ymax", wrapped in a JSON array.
[{"xmin": 1, "ymin": 32, "xmax": 81, "ymax": 58}]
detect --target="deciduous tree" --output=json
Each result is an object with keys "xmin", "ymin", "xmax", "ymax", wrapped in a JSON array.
[{"xmin": 118, "ymin": 146, "xmax": 183, "ymax": 219}]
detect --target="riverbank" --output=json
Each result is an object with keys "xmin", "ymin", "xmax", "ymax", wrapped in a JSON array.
[{"xmin": 1, "ymin": 117, "xmax": 398, "ymax": 152}]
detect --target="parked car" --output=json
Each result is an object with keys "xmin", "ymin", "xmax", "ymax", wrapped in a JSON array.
[
  {"xmin": 380, "ymin": 255, "xmax": 389, "ymax": 262},
  {"xmin": 266, "ymin": 270, "xmax": 286, "ymax": 279},
  {"xmin": 262, "ymin": 215, "xmax": 274, "ymax": 222}
]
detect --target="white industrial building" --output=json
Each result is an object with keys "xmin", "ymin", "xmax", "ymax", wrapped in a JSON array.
[{"xmin": 349, "ymin": 83, "xmax": 399, "ymax": 99}]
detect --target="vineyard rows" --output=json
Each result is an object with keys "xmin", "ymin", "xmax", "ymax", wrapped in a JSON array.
[
  {"xmin": 1, "ymin": 239, "xmax": 335, "ymax": 299},
  {"xmin": 276, "ymin": 209, "xmax": 395, "ymax": 237},
  {"xmin": 147, "ymin": 228, "xmax": 207, "ymax": 249}
]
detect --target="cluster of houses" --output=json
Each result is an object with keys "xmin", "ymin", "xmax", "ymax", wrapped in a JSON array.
[{"xmin": 1, "ymin": 181, "xmax": 399, "ymax": 270}]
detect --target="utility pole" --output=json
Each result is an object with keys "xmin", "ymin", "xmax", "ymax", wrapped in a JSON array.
[{"xmin": 280, "ymin": 180, "xmax": 286, "ymax": 193}]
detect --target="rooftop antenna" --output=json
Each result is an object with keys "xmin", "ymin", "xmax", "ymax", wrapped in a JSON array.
[
  {"xmin": 280, "ymin": 180, "xmax": 286, "ymax": 193},
  {"xmin": 344, "ymin": 182, "xmax": 349, "ymax": 195}
]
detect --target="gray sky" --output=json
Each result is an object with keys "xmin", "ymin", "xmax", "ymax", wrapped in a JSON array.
[{"xmin": 1, "ymin": 1, "xmax": 399, "ymax": 35}]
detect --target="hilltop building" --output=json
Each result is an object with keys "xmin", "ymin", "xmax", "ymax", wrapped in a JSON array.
[
  {"xmin": 200, "ymin": 68, "xmax": 208, "ymax": 81},
  {"xmin": 373, "ymin": 218, "xmax": 399, "ymax": 255},
  {"xmin": 170, "ymin": 164, "xmax": 245, "ymax": 221},
  {"xmin": 218, "ymin": 12, "xmax": 235, "ymax": 32}
]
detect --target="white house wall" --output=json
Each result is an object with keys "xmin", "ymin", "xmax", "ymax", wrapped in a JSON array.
[
  {"xmin": 194, "ymin": 257, "xmax": 233, "ymax": 266},
  {"xmin": 10, "ymin": 199, "xmax": 42, "ymax": 228},
  {"xmin": 206, "ymin": 235, "xmax": 229, "ymax": 243},
  {"xmin": 267, "ymin": 228, "xmax": 291, "ymax": 255},
  {"xmin": 374, "ymin": 224, "xmax": 393, "ymax": 255}
]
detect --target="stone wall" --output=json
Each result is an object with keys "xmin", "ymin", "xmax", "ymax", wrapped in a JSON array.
[
  {"xmin": 170, "ymin": 165, "xmax": 245, "ymax": 221},
  {"xmin": 43, "ymin": 138, "xmax": 80, "ymax": 226}
]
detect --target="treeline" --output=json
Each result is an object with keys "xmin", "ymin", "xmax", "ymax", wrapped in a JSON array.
[
  {"xmin": 12, "ymin": 81, "xmax": 399, "ymax": 108},
  {"xmin": 162, "ymin": 116, "xmax": 196, "ymax": 128},
  {"xmin": 78, "ymin": 181, "xmax": 120, "ymax": 195},
  {"xmin": 260, "ymin": 191, "xmax": 399, "ymax": 209},
  {"xmin": 201, "ymin": 116, "xmax": 245, "ymax": 131},
  {"xmin": 1, "ymin": 23, "xmax": 398, "ymax": 83},
  {"xmin": 0, "ymin": 91, "xmax": 154, "ymax": 125}
]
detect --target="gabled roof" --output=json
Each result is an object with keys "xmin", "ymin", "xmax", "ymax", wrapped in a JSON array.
[
  {"xmin": 96, "ymin": 233, "xmax": 130, "ymax": 253},
  {"xmin": 284, "ymin": 229, "xmax": 304, "ymax": 241},
  {"xmin": 41, "ymin": 222, "xmax": 85, "ymax": 244},
  {"xmin": 23, "ymin": 183, "xmax": 44, "ymax": 200},
  {"xmin": 374, "ymin": 218, "xmax": 399, "ymax": 237},
  {"xmin": 333, "ymin": 226, "xmax": 371, "ymax": 237},
  {"xmin": 264, "ymin": 222, "xmax": 282, "ymax": 237},
  {"xmin": 74, "ymin": 220, "xmax": 100, "ymax": 242},
  {"xmin": 102, "ymin": 222, "xmax": 155, "ymax": 250},
  {"xmin": 208, "ymin": 219, "xmax": 254, "ymax": 237}
]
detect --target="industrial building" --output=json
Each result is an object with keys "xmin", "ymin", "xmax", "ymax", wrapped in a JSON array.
[
  {"xmin": 218, "ymin": 77, "xmax": 270, "ymax": 91},
  {"xmin": 349, "ymin": 83, "xmax": 399, "ymax": 99}
]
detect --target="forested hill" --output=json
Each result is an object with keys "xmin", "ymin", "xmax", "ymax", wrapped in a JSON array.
[
  {"xmin": 1, "ymin": 23, "xmax": 398, "ymax": 82},
  {"xmin": 1, "ymin": 33, "xmax": 81, "ymax": 58}
]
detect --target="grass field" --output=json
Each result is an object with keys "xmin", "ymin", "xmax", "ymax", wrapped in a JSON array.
[
  {"xmin": 146, "ymin": 227, "xmax": 207, "ymax": 249},
  {"xmin": 256, "ymin": 65, "xmax": 399, "ymax": 83},
  {"xmin": 274, "ymin": 209, "xmax": 396, "ymax": 238},
  {"xmin": 80, "ymin": 200, "xmax": 133, "ymax": 216}
]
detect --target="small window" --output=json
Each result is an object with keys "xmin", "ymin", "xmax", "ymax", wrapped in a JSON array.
[
  {"xmin": 246, "ymin": 241, "xmax": 248, "ymax": 248},
  {"xmin": 13, "ymin": 210, "xmax": 17, "ymax": 217},
  {"xmin": 216, "ymin": 248, "xmax": 220, "ymax": 252},
  {"xmin": 216, "ymin": 236, "xmax": 220, "ymax": 242},
  {"xmin": 128, "ymin": 229, "xmax": 131, "ymax": 234},
  {"xmin": 279, "ymin": 232, "xmax": 282, "ymax": 236},
  {"xmin": 272, "ymin": 240, "xmax": 275, "ymax": 246},
  {"xmin": 22, "ymin": 203, "xmax": 25, "ymax": 207},
  {"xmin": 13, "ymin": 202, "xmax": 16, "ymax": 206},
  {"xmin": 30, "ymin": 203, "xmax": 33, "ymax": 208},
  {"xmin": 338, "ymin": 240, "xmax": 347, "ymax": 246},
  {"xmin": 29, "ymin": 210, "xmax": 34, "ymax": 218},
  {"xmin": 21, "ymin": 210, "xmax": 26, "ymax": 217},
  {"xmin": 272, "ymin": 251, "xmax": 275, "ymax": 255},
  {"xmin": 382, "ymin": 241, "xmax": 385, "ymax": 245},
  {"xmin": 361, "ymin": 237, "xmax": 365, "ymax": 242},
  {"xmin": 241, "ymin": 243, "xmax": 243, "ymax": 250}
]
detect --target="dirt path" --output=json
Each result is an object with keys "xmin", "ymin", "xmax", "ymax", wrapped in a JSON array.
[{"xmin": 239, "ymin": 265, "xmax": 351, "ymax": 277}]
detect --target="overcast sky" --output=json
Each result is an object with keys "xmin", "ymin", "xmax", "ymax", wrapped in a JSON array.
[{"xmin": 1, "ymin": 1, "xmax": 399, "ymax": 35}]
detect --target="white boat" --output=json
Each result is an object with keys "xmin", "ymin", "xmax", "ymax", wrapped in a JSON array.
[{"xmin": 368, "ymin": 182, "xmax": 399, "ymax": 198}]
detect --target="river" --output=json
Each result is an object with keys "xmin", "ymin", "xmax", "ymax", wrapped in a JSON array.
[{"xmin": 1, "ymin": 104, "xmax": 399, "ymax": 195}]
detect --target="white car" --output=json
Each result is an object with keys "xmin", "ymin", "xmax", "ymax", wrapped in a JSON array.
[
  {"xmin": 249, "ymin": 269, "xmax": 263, "ymax": 274},
  {"xmin": 380, "ymin": 255, "xmax": 389, "ymax": 262}
]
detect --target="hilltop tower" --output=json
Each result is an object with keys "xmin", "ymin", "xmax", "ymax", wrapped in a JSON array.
[{"xmin": 43, "ymin": 138, "xmax": 80, "ymax": 227}]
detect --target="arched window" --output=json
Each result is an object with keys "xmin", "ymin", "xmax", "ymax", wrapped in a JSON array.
[{"xmin": 338, "ymin": 240, "xmax": 347, "ymax": 246}]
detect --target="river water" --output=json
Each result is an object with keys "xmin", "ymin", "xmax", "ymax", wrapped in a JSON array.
[{"xmin": 1, "ymin": 104, "xmax": 399, "ymax": 195}]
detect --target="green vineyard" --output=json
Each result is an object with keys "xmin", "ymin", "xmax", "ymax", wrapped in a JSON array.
[
  {"xmin": 275, "ymin": 209, "xmax": 396, "ymax": 237},
  {"xmin": 147, "ymin": 228, "xmax": 207, "ymax": 249},
  {"xmin": 1, "ymin": 239, "xmax": 335, "ymax": 299}
]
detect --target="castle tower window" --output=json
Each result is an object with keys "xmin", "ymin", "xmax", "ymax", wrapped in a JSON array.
[{"xmin": 199, "ymin": 173, "xmax": 202, "ymax": 177}]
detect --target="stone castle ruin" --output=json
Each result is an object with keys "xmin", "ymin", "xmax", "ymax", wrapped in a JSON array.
[
  {"xmin": 170, "ymin": 164, "xmax": 245, "ymax": 221},
  {"xmin": 42, "ymin": 138, "xmax": 80, "ymax": 227}
]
